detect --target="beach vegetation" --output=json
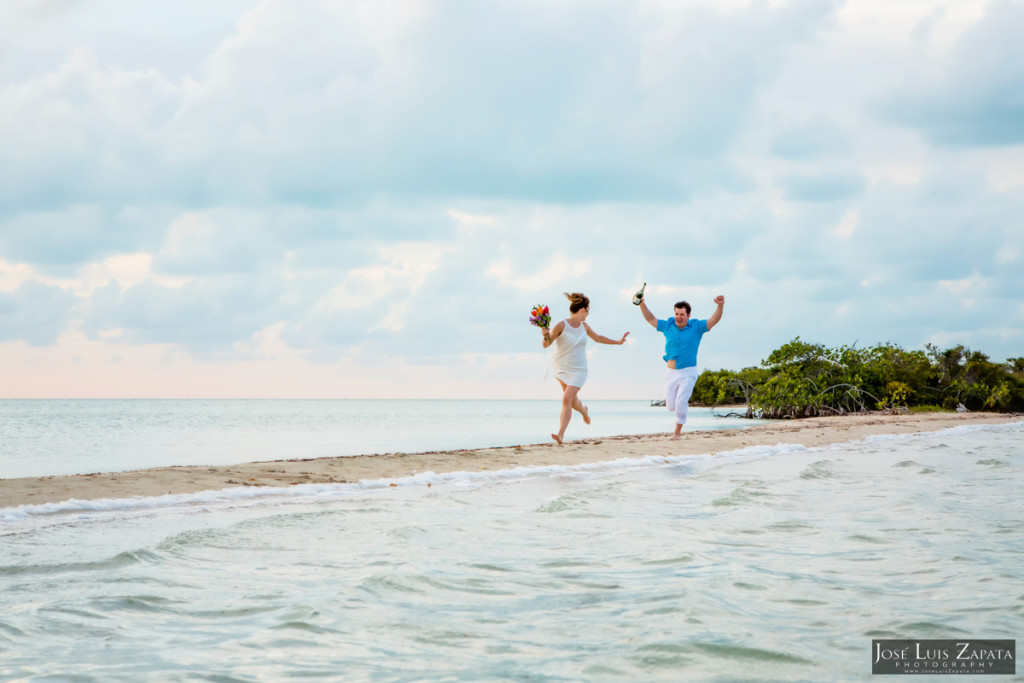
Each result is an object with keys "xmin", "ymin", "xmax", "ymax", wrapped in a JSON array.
[
  {"xmin": 691, "ymin": 337, "xmax": 1024, "ymax": 418},
  {"xmin": 907, "ymin": 404, "xmax": 950, "ymax": 413},
  {"xmin": 690, "ymin": 367, "xmax": 769, "ymax": 407}
]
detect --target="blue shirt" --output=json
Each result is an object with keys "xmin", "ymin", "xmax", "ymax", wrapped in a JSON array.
[{"xmin": 656, "ymin": 317, "xmax": 708, "ymax": 369}]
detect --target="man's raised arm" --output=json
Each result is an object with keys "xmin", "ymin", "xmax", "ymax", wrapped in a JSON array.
[
  {"xmin": 707, "ymin": 295, "xmax": 725, "ymax": 330},
  {"xmin": 639, "ymin": 299, "xmax": 659, "ymax": 329}
]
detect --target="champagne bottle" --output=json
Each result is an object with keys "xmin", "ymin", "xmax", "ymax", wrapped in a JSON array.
[{"xmin": 632, "ymin": 282, "xmax": 646, "ymax": 305}]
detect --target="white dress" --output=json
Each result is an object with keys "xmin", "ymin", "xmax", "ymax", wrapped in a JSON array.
[{"xmin": 552, "ymin": 319, "xmax": 588, "ymax": 388}]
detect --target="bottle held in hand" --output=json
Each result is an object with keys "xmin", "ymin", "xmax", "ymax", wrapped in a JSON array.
[{"xmin": 632, "ymin": 282, "xmax": 646, "ymax": 305}]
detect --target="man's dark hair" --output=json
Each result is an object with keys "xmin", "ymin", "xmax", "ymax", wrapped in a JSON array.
[{"xmin": 674, "ymin": 301, "xmax": 691, "ymax": 314}]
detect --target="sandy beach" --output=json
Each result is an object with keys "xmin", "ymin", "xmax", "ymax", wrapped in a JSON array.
[{"xmin": 1, "ymin": 411, "xmax": 1019, "ymax": 509}]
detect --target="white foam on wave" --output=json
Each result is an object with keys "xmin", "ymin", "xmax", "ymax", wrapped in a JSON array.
[
  {"xmin": 0, "ymin": 442, "xmax": 808, "ymax": 525},
  {"xmin": 3, "ymin": 420, "xmax": 1020, "ymax": 526},
  {"xmin": 861, "ymin": 420, "xmax": 1024, "ymax": 443}
]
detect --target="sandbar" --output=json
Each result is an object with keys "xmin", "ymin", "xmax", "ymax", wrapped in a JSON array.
[{"xmin": 1, "ymin": 411, "xmax": 1019, "ymax": 509}]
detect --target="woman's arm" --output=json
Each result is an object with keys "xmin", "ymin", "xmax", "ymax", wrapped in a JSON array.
[
  {"xmin": 584, "ymin": 323, "xmax": 630, "ymax": 345},
  {"xmin": 541, "ymin": 320, "xmax": 565, "ymax": 348}
]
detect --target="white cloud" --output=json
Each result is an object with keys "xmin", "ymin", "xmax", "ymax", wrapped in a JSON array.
[
  {"xmin": 1, "ymin": 0, "xmax": 1022, "ymax": 396},
  {"xmin": 317, "ymin": 242, "xmax": 453, "ymax": 315},
  {"xmin": 832, "ymin": 209, "xmax": 858, "ymax": 239},
  {"xmin": 939, "ymin": 273, "xmax": 988, "ymax": 295},
  {"xmin": 486, "ymin": 254, "xmax": 592, "ymax": 293},
  {"xmin": 879, "ymin": 0, "xmax": 1024, "ymax": 146},
  {"xmin": 0, "ymin": 280, "xmax": 79, "ymax": 345},
  {"xmin": 0, "ymin": 258, "xmax": 35, "ymax": 292},
  {"xmin": 78, "ymin": 253, "xmax": 190, "ymax": 295},
  {"xmin": 447, "ymin": 209, "xmax": 498, "ymax": 234},
  {"xmin": 995, "ymin": 245, "xmax": 1018, "ymax": 264}
]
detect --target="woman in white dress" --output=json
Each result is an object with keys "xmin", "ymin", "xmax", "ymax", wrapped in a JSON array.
[{"xmin": 541, "ymin": 292, "xmax": 630, "ymax": 444}]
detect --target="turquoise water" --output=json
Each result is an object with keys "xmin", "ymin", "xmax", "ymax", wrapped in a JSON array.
[
  {"xmin": 1, "ymin": 421, "xmax": 1021, "ymax": 681},
  {"xmin": 0, "ymin": 399, "xmax": 759, "ymax": 479}
]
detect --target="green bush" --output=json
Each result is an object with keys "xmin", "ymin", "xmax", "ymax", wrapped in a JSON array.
[
  {"xmin": 908, "ymin": 404, "xmax": 950, "ymax": 413},
  {"xmin": 732, "ymin": 338, "xmax": 1024, "ymax": 419}
]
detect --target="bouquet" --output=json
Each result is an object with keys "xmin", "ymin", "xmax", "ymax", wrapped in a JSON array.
[{"xmin": 529, "ymin": 304, "xmax": 551, "ymax": 328}]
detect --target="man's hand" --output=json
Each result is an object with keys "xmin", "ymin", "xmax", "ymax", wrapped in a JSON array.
[{"xmin": 714, "ymin": 295, "xmax": 725, "ymax": 306}]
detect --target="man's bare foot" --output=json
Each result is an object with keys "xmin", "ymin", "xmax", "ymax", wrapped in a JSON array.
[
  {"xmin": 551, "ymin": 433, "xmax": 563, "ymax": 445},
  {"xmin": 670, "ymin": 431, "xmax": 682, "ymax": 440},
  {"xmin": 581, "ymin": 406, "xmax": 591, "ymax": 425}
]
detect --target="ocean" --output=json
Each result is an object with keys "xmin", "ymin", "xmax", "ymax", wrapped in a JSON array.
[
  {"xmin": 0, "ymin": 399, "xmax": 757, "ymax": 479},
  {"xmin": 0, "ymin": 402, "xmax": 1021, "ymax": 681}
]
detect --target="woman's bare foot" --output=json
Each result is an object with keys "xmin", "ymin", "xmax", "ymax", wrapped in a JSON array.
[
  {"xmin": 581, "ymin": 406, "xmax": 591, "ymax": 425},
  {"xmin": 551, "ymin": 433, "xmax": 563, "ymax": 445},
  {"xmin": 669, "ymin": 433, "xmax": 682, "ymax": 441}
]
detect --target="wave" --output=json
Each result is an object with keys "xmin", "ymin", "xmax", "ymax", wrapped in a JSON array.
[
  {"xmin": 0, "ymin": 442, "xmax": 806, "ymax": 525},
  {"xmin": 3, "ymin": 421, "xmax": 1021, "ymax": 526},
  {"xmin": 0, "ymin": 549, "xmax": 156, "ymax": 577},
  {"xmin": 860, "ymin": 420, "xmax": 1024, "ymax": 442}
]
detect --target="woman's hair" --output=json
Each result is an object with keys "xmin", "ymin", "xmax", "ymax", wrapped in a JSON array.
[{"xmin": 564, "ymin": 292, "xmax": 589, "ymax": 313}]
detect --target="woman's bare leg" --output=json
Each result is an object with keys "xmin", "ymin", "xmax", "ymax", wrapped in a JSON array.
[
  {"xmin": 556, "ymin": 379, "xmax": 590, "ymax": 424},
  {"xmin": 573, "ymin": 396, "xmax": 591, "ymax": 424},
  {"xmin": 552, "ymin": 380, "xmax": 582, "ymax": 444}
]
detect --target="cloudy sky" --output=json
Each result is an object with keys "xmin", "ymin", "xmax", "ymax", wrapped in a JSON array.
[{"xmin": 1, "ymin": 0, "xmax": 1021, "ymax": 399}]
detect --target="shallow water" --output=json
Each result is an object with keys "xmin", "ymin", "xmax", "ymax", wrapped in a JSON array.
[
  {"xmin": 1, "ymin": 422, "xmax": 1021, "ymax": 681},
  {"xmin": 0, "ymin": 399, "xmax": 759, "ymax": 478}
]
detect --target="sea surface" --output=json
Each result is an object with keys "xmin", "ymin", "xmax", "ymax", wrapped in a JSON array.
[
  {"xmin": 0, "ymin": 406, "xmax": 1021, "ymax": 681},
  {"xmin": 0, "ymin": 399, "xmax": 757, "ymax": 479}
]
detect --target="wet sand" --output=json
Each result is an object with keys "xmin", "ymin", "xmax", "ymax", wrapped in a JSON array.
[{"xmin": 1, "ymin": 411, "xmax": 1018, "ymax": 508}]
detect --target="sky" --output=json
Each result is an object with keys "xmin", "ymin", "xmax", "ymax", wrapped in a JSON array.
[{"xmin": 1, "ymin": 0, "xmax": 1022, "ymax": 399}]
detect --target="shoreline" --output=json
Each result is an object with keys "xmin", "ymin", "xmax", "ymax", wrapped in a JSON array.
[{"xmin": 1, "ymin": 412, "xmax": 1019, "ymax": 509}]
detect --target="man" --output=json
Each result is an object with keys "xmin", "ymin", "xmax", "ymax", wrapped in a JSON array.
[{"xmin": 639, "ymin": 293, "xmax": 725, "ymax": 439}]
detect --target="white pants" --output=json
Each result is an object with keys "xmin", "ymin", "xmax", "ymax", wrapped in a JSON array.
[{"xmin": 665, "ymin": 366, "xmax": 699, "ymax": 426}]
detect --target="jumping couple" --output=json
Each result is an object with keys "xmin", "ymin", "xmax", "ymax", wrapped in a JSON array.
[{"xmin": 540, "ymin": 290, "xmax": 724, "ymax": 444}]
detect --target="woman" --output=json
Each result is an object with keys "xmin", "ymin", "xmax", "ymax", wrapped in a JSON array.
[{"xmin": 541, "ymin": 292, "xmax": 629, "ymax": 444}]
